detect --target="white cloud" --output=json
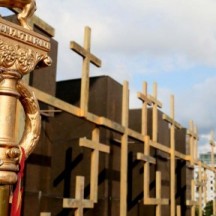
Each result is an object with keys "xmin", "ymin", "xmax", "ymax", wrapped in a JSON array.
[
  {"xmin": 175, "ymin": 76, "xmax": 216, "ymax": 134},
  {"xmin": 33, "ymin": 0, "xmax": 216, "ymax": 151},
  {"xmin": 34, "ymin": 0, "xmax": 216, "ymax": 81}
]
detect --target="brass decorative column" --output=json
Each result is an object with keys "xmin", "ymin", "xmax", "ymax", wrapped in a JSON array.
[{"xmin": 0, "ymin": 16, "xmax": 51, "ymax": 215}]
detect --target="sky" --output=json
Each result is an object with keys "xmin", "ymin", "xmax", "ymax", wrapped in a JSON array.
[{"xmin": 2, "ymin": 0, "xmax": 216, "ymax": 153}]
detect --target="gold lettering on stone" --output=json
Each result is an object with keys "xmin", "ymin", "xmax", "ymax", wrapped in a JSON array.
[{"xmin": 0, "ymin": 23, "xmax": 50, "ymax": 50}]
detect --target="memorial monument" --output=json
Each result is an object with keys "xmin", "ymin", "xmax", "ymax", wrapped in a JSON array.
[{"xmin": 0, "ymin": 1, "xmax": 215, "ymax": 216}]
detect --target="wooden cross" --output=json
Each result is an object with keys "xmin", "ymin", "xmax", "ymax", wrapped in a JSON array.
[
  {"xmin": 79, "ymin": 127, "xmax": 110, "ymax": 203},
  {"xmin": 137, "ymin": 81, "xmax": 156, "ymax": 197},
  {"xmin": 63, "ymin": 176, "xmax": 94, "ymax": 216},
  {"xmin": 137, "ymin": 135, "xmax": 156, "ymax": 199},
  {"xmin": 120, "ymin": 80, "xmax": 129, "ymax": 216},
  {"xmin": 137, "ymin": 82, "xmax": 153, "ymax": 136},
  {"xmin": 148, "ymin": 82, "xmax": 162, "ymax": 142},
  {"xmin": 163, "ymin": 95, "xmax": 181, "ymax": 216},
  {"xmin": 70, "ymin": 26, "xmax": 102, "ymax": 116},
  {"xmin": 137, "ymin": 81, "xmax": 155, "ymax": 189},
  {"xmin": 137, "ymin": 136, "xmax": 168, "ymax": 216},
  {"xmin": 187, "ymin": 120, "xmax": 199, "ymax": 167},
  {"xmin": 143, "ymin": 171, "xmax": 169, "ymax": 214},
  {"xmin": 137, "ymin": 82, "xmax": 168, "ymax": 215},
  {"xmin": 186, "ymin": 121, "xmax": 199, "ymax": 216},
  {"xmin": 155, "ymin": 171, "xmax": 168, "ymax": 216}
]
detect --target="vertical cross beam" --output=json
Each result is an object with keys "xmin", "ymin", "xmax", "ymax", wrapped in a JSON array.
[
  {"xmin": 210, "ymin": 131, "xmax": 216, "ymax": 215},
  {"xmin": 120, "ymin": 81, "xmax": 129, "ymax": 216},
  {"xmin": 137, "ymin": 82, "xmax": 155, "ymax": 201},
  {"xmin": 155, "ymin": 171, "xmax": 163, "ymax": 216},
  {"xmin": 138, "ymin": 136, "xmax": 169, "ymax": 216},
  {"xmin": 186, "ymin": 178, "xmax": 197, "ymax": 216},
  {"xmin": 195, "ymin": 162, "xmax": 207, "ymax": 216},
  {"xmin": 177, "ymin": 205, "xmax": 181, "ymax": 216},
  {"xmin": 197, "ymin": 161, "xmax": 203, "ymax": 216},
  {"xmin": 191, "ymin": 179, "xmax": 197, "ymax": 216},
  {"xmin": 70, "ymin": 26, "xmax": 102, "ymax": 116},
  {"xmin": 202, "ymin": 168, "xmax": 207, "ymax": 207},
  {"xmin": 143, "ymin": 169, "xmax": 169, "ymax": 215},
  {"xmin": 163, "ymin": 95, "xmax": 181, "ymax": 216},
  {"xmin": 186, "ymin": 121, "xmax": 199, "ymax": 216},
  {"xmin": 79, "ymin": 127, "xmax": 110, "ymax": 203},
  {"xmin": 187, "ymin": 120, "xmax": 199, "ymax": 167},
  {"xmin": 63, "ymin": 176, "xmax": 94, "ymax": 216},
  {"xmin": 137, "ymin": 136, "xmax": 156, "ymax": 199},
  {"xmin": 210, "ymin": 131, "xmax": 215, "ymax": 166},
  {"xmin": 193, "ymin": 125, "xmax": 199, "ymax": 162},
  {"xmin": 137, "ymin": 82, "xmax": 152, "ymax": 136},
  {"xmin": 148, "ymin": 83, "xmax": 162, "ymax": 142}
]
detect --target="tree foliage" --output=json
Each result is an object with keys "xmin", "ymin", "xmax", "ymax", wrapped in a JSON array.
[{"xmin": 204, "ymin": 200, "xmax": 213, "ymax": 216}]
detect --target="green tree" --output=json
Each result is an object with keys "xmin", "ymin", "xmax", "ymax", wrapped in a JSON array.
[{"xmin": 204, "ymin": 200, "xmax": 213, "ymax": 216}]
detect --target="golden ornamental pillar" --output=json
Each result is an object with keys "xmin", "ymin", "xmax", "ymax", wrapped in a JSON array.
[{"xmin": 0, "ymin": 10, "xmax": 51, "ymax": 215}]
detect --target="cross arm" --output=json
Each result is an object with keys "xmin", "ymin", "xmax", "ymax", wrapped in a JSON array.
[
  {"xmin": 70, "ymin": 41, "xmax": 102, "ymax": 67},
  {"xmin": 162, "ymin": 114, "xmax": 182, "ymax": 129},
  {"xmin": 137, "ymin": 92, "xmax": 152, "ymax": 105},
  {"xmin": 79, "ymin": 138, "xmax": 110, "ymax": 153},
  {"xmin": 63, "ymin": 198, "xmax": 94, "ymax": 208},
  {"xmin": 137, "ymin": 153, "xmax": 156, "ymax": 164},
  {"xmin": 148, "ymin": 95, "xmax": 162, "ymax": 108},
  {"xmin": 144, "ymin": 198, "xmax": 169, "ymax": 205},
  {"xmin": 186, "ymin": 200, "xmax": 198, "ymax": 206},
  {"xmin": 187, "ymin": 129, "xmax": 199, "ymax": 140}
]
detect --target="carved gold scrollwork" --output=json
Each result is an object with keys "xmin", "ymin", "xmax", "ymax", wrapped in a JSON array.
[
  {"xmin": 0, "ymin": 39, "xmax": 51, "ymax": 75},
  {"xmin": 16, "ymin": 80, "xmax": 41, "ymax": 158}
]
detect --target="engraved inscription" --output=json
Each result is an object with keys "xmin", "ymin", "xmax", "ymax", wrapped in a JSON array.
[{"xmin": 0, "ymin": 22, "xmax": 50, "ymax": 50}]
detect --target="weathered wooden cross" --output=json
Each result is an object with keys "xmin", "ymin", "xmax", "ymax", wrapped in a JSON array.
[
  {"xmin": 79, "ymin": 127, "xmax": 110, "ymax": 203},
  {"xmin": 186, "ymin": 121, "xmax": 199, "ymax": 216},
  {"xmin": 137, "ymin": 82, "xmax": 155, "ymax": 189},
  {"xmin": 120, "ymin": 81, "xmax": 129, "ymax": 216},
  {"xmin": 137, "ymin": 135, "xmax": 156, "ymax": 200},
  {"xmin": 70, "ymin": 26, "xmax": 102, "ymax": 116},
  {"xmin": 187, "ymin": 121, "xmax": 199, "ymax": 167},
  {"xmin": 137, "ymin": 82, "xmax": 155, "ymax": 201},
  {"xmin": 63, "ymin": 176, "xmax": 94, "ymax": 216},
  {"xmin": 138, "ymin": 136, "xmax": 169, "ymax": 216},
  {"xmin": 137, "ymin": 82, "xmax": 169, "ymax": 215},
  {"xmin": 163, "ymin": 95, "xmax": 182, "ymax": 216}
]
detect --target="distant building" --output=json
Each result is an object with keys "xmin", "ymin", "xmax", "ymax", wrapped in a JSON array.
[
  {"xmin": 200, "ymin": 152, "xmax": 216, "ymax": 165},
  {"xmin": 195, "ymin": 152, "xmax": 216, "ymax": 206}
]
